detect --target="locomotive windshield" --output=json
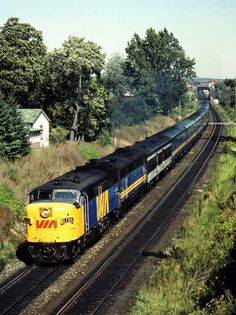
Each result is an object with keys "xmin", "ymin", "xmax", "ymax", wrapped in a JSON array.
[
  {"xmin": 52, "ymin": 189, "xmax": 80, "ymax": 202},
  {"xmin": 29, "ymin": 189, "xmax": 80, "ymax": 203}
]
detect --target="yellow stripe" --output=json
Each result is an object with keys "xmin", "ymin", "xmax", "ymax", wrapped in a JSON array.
[
  {"xmin": 96, "ymin": 190, "xmax": 109, "ymax": 220},
  {"xmin": 188, "ymin": 126, "xmax": 202, "ymax": 142},
  {"xmin": 188, "ymin": 131, "xmax": 197, "ymax": 142},
  {"xmin": 120, "ymin": 175, "xmax": 146, "ymax": 199},
  {"xmin": 172, "ymin": 126, "xmax": 203, "ymax": 157},
  {"xmin": 172, "ymin": 140, "xmax": 188, "ymax": 156}
]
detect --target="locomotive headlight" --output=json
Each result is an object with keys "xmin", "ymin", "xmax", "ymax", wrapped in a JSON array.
[{"xmin": 40, "ymin": 208, "xmax": 51, "ymax": 218}]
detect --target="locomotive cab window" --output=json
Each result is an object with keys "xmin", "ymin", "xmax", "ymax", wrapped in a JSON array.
[
  {"xmin": 52, "ymin": 189, "xmax": 80, "ymax": 203},
  {"xmin": 30, "ymin": 190, "xmax": 52, "ymax": 202}
]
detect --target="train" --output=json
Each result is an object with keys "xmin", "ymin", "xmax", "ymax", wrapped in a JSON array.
[{"xmin": 24, "ymin": 96, "xmax": 210, "ymax": 263}]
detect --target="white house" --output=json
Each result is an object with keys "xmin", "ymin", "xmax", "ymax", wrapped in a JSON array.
[{"xmin": 20, "ymin": 109, "xmax": 50, "ymax": 149}]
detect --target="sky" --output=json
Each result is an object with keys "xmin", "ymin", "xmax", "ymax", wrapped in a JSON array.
[{"xmin": 1, "ymin": 0, "xmax": 236, "ymax": 79}]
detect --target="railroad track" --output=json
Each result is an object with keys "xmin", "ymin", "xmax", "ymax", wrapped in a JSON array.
[
  {"xmin": 49, "ymin": 105, "xmax": 222, "ymax": 315},
  {"xmin": 0, "ymin": 265, "xmax": 35, "ymax": 295},
  {"xmin": 0, "ymin": 263, "xmax": 68, "ymax": 314}
]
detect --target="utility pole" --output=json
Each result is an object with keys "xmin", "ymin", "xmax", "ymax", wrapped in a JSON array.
[{"xmin": 178, "ymin": 100, "xmax": 181, "ymax": 120}]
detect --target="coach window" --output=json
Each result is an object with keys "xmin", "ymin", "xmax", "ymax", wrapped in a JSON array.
[
  {"xmin": 148, "ymin": 157, "xmax": 156, "ymax": 172},
  {"xmin": 158, "ymin": 151, "xmax": 163, "ymax": 165},
  {"xmin": 164, "ymin": 147, "xmax": 171, "ymax": 159}
]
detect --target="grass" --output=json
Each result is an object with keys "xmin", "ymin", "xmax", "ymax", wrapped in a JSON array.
[
  {"xmin": 78, "ymin": 143, "xmax": 103, "ymax": 160},
  {"xmin": 113, "ymin": 115, "xmax": 176, "ymax": 147},
  {"xmin": 132, "ymin": 104, "xmax": 236, "ymax": 315},
  {"xmin": 0, "ymin": 185, "xmax": 24, "ymax": 222},
  {"xmin": 0, "ymin": 237, "xmax": 20, "ymax": 271}
]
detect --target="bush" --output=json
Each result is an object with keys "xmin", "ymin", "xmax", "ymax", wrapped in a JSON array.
[
  {"xmin": 0, "ymin": 184, "xmax": 24, "ymax": 223},
  {"xmin": 50, "ymin": 126, "xmax": 69, "ymax": 144},
  {"xmin": 7, "ymin": 165, "xmax": 20, "ymax": 182},
  {"xmin": 78, "ymin": 143, "xmax": 101, "ymax": 160},
  {"xmin": 0, "ymin": 237, "xmax": 18, "ymax": 271},
  {"xmin": 0, "ymin": 206, "xmax": 11, "ymax": 242},
  {"xmin": 98, "ymin": 130, "xmax": 112, "ymax": 146}
]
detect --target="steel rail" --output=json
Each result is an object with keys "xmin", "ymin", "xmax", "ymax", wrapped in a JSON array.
[
  {"xmin": 0, "ymin": 264, "xmax": 67, "ymax": 315},
  {"xmin": 0, "ymin": 265, "xmax": 36, "ymax": 295}
]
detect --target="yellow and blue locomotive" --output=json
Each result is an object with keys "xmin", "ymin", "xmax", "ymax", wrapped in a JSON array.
[
  {"xmin": 24, "ymin": 150, "xmax": 147, "ymax": 262},
  {"xmin": 24, "ymin": 99, "xmax": 209, "ymax": 262}
]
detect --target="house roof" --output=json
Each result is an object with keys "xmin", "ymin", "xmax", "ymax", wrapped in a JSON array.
[
  {"xmin": 30, "ymin": 128, "xmax": 43, "ymax": 132},
  {"xmin": 20, "ymin": 109, "xmax": 50, "ymax": 125}
]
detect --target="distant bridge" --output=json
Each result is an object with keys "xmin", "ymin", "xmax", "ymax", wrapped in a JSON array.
[{"xmin": 197, "ymin": 86, "xmax": 210, "ymax": 100}]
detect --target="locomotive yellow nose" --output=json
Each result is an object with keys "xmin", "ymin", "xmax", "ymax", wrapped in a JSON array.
[{"xmin": 25, "ymin": 202, "xmax": 84, "ymax": 243}]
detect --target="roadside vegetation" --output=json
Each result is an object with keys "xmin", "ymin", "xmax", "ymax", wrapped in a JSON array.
[{"xmin": 132, "ymin": 104, "xmax": 236, "ymax": 315}]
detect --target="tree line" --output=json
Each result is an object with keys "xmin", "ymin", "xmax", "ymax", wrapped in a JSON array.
[
  {"xmin": 215, "ymin": 79, "xmax": 236, "ymax": 108},
  {"xmin": 0, "ymin": 17, "xmax": 196, "ymax": 159}
]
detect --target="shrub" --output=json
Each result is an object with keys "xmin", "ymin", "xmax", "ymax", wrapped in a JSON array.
[
  {"xmin": 0, "ymin": 206, "xmax": 11, "ymax": 242},
  {"xmin": 0, "ymin": 236, "xmax": 20, "ymax": 272},
  {"xmin": 78, "ymin": 143, "xmax": 101, "ymax": 160},
  {"xmin": 98, "ymin": 130, "xmax": 112, "ymax": 146},
  {"xmin": 0, "ymin": 184, "xmax": 24, "ymax": 222},
  {"xmin": 7, "ymin": 165, "xmax": 19, "ymax": 182},
  {"xmin": 50, "ymin": 126, "xmax": 69, "ymax": 144}
]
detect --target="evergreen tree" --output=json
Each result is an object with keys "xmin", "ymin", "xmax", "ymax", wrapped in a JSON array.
[{"xmin": 0, "ymin": 97, "xmax": 30, "ymax": 160}]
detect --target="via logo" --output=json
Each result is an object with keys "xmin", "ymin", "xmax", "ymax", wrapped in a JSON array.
[{"xmin": 36, "ymin": 220, "xmax": 57, "ymax": 229}]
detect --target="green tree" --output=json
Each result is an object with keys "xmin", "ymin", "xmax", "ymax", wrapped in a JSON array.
[
  {"xmin": 46, "ymin": 36, "xmax": 108, "ymax": 141},
  {"xmin": 103, "ymin": 57, "xmax": 162, "ymax": 127},
  {"xmin": 50, "ymin": 126, "xmax": 69, "ymax": 144},
  {"xmin": 215, "ymin": 79, "xmax": 236, "ymax": 108},
  {"xmin": 102, "ymin": 54, "xmax": 135, "ymax": 128},
  {"xmin": 103, "ymin": 54, "xmax": 131, "ymax": 98},
  {"xmin": 125, "ymin": 28, "xmax": 196, "ymax": 114},
  {"xmin": 0, "ymin": 17, "xmax": 47, "ymax": 107},
  {"xmin": 111, "ymin": 70, "xmax": 161, "ymax": 126},
  {"xmin": 0, "ymin": 97, "xmax": 30, "ymax": 160}
]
